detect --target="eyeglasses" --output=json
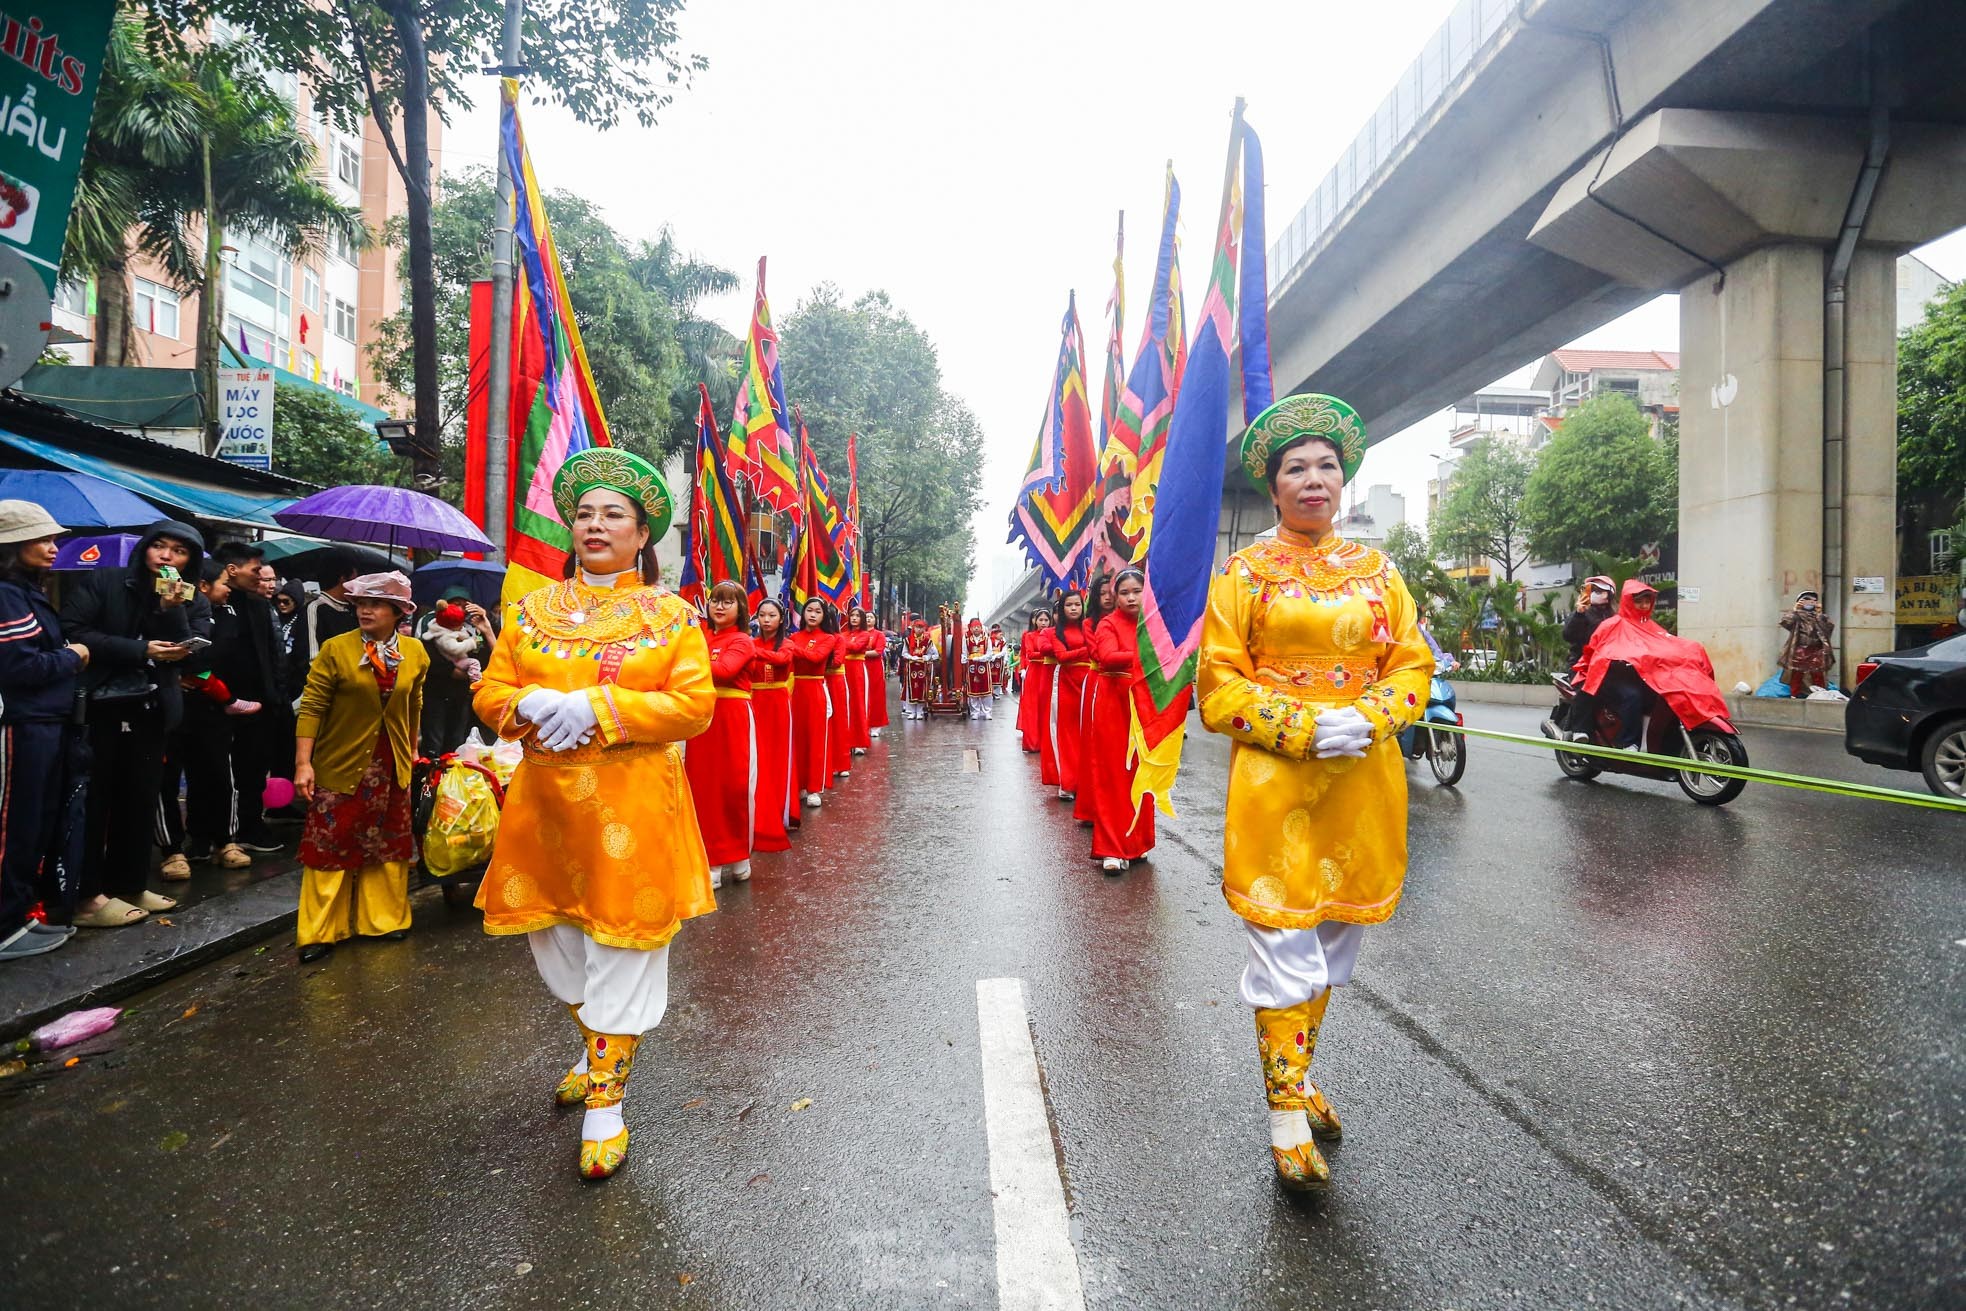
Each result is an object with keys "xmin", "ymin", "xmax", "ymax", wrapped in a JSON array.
[{"xmin": 573, "ymin": 506, "xmax": 638, "ymax": 527}]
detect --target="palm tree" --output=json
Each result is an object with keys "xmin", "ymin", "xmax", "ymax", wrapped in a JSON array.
[{"xmin": 633, "ymin": 229, "xmax": 740, "ymax": 453}]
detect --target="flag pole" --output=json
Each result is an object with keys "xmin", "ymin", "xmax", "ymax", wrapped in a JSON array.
[{"xmin": 483, "ymin": 0, "xmax": 526, "ymax": 562}]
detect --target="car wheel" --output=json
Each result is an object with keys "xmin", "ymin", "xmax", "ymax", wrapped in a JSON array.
[{"xmin": 1920, "ymin": 718, "xmax": 1966, "ymax": 799}]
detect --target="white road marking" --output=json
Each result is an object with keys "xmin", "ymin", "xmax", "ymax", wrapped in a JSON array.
[{"xmin": 976, "ymin": 978, "xmax": 1086, "ymax": 1311}]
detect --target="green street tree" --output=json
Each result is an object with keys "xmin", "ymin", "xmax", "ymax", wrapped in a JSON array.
[
  {"xmin": 1521, "ymin": 393, "xmax": 1674, "ymax": 564},
  {"xmin": 778, "ymin": 285, "xmax": 985, "ymax": 617},
  {"xmin": 368, "ymin": 168, "xmax": 692, "ymax": 473},
  {"xmin": 273, "ymin": 384, "xmax": 402, "ymax": 487},
  {"xmin": 1381, "ymin": 520, "xmax": 1452, "ymax": 610},
  {"xmin": 139, "ymin": 0, "xmax": 704, "ymax": 490},
  {"xmin": 1898, "ymin": 278, "xmax": 1966, "ymax": 531},
  {"xmin": 1433, "ymin": 436, "xmax": 1534, "ymax": 582},
  {"xmin": 631, "ymin": 229, "xmax": 741, "ymax": 457}
]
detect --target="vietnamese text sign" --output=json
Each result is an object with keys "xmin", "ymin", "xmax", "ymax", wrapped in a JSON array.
[
  {"xmin": 0, "ymin": 1, "xmax": 117, "ymax": 293},
  {"xmin": 1897, "ymin": 574, "xmax": 1960, "ymax": 625},
  {"xmin": 217, "ymin": 368, "xmax": 275, "ymax": 470}
]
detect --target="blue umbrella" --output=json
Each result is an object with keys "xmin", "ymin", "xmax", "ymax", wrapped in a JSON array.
[
  {"xmin": 412, "ymin": 558, "xmax": 506, "ymax": 611},
  {"xmin": 53, "ymin": 533, "xmax": 140, "ymax": 570},
  {"xmin": 0, "ymin": 469, "xmax": 160, "ymax": 528}
]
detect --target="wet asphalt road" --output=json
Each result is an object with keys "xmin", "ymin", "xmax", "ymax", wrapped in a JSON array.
[{"xmin": 2, "ymin": 699, "xmax": 1961, "ymax": 1310}]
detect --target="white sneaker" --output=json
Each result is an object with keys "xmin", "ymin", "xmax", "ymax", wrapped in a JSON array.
[
  {"xmin": 806, "ymin": 792, "xmax": 822, "ymax": 808},
  {"xmin": 731, "ymin": 860, "xmax": 752, "ymax": 883},
  {"xmin": 1102, "ymin": 858, "xmax": 1126, "ymax": 873},
  {"xmin": 709, "ymin": 864, "xmax": 724, "ymax": 889},
  {"xmin": 871, "ymin": 729, "xmax": 883, "ymax": 740}
]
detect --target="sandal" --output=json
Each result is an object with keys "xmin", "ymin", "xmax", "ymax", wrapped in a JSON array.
[
  {"xmin": 159, "ymin": 854, "xmax": 192, "ymax": 881},
  {"xmin": 73, "ymin": 898, "xmax": 149, "ymax": 928},
  {"xmin": 136, "ymin": 891, "xmax": 179, "ymax": 913}
]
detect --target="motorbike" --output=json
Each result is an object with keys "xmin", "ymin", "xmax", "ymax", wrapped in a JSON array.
[
  {"xmin": 1547, "ymin": 668, "xmax": 1749, "ymax": 805},
  {"xmin": 1399, "ymin": 670, "xmax": 1466, "ymax": 787}
]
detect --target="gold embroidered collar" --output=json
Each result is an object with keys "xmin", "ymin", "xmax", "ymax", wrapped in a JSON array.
[
  {"xmin": 1235, "ymin": 534, "xmax": 1387, "ymax": 590},
  {"xmin": 517, "ymin": 577, "xmax": 692, "ymax": 648}
]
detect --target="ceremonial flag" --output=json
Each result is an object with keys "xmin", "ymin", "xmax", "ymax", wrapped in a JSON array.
[
  {"xmin": 730, "ymin": 257, "xmax": 799, "ymax": 517},
  {"xmin": 677, "ymin": 383, "xmax": 747, "ymax": 609},
  {"xmin": 1119, "ymin": 165, "xmax": 1188, "ymax": 560},
  {"xmin": 1132, "ymin": 105, "xmax": 1271, "ymax": 815},
  {"xmin": 1090, "ymin": 212, "xmax": 1131, "ymax": 575},
  {"xmin": 845, "ymin": 431, "xmax": 872, "ymax": 609},
  {"xmin": 792, "ymin": 412, "xmax": 852, "ymax": 606},
  {"xmin": 1007, "ymin": 292, "xmax": 1101, "ymax": 591},
  {"xmin": 496, "ymin": 78, "xmax": 614, "ymax": 602}
]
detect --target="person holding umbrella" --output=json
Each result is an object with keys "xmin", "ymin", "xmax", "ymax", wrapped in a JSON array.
[
  {"xmin": 470, "ymin": 449, "xmax": 715, "ymax": 1181},
  {"xmin": 291, "ymin": 572, "xmax": 428, "ymax": 962},
  {"xmin": 0, "ymin": 502, "xmax": 88, "ymax": 961}
]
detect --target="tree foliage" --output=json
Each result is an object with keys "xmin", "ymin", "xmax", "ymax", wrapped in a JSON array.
[
  {"xmin": 1382, "ymin": 521, "xmax": 1452, "ymax": 609},
  {"xmin": 1898, "ymin": 278, "xmax": 1966, "ymax": 504},
  {"xmin": 1521, "ymin": 393, "xmax": 1674, "ymax": 563},
  {"xmin": 778, "ymin": 286, "xmax": 985, "ymax": 608},
  {"xmin": 273, "ymin": 385, "xmax": 402, "ymax": 488},
  {"xmin": 1433, "ymin": 437, "xmax": 1534, "ymax": 580}
]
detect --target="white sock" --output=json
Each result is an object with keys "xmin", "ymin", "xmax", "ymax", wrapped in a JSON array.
[
  {"xmin": 582, "ymin": 1104, "xmax": 624, "ymax": 1141},
  {"xmin": 1270, "ymin": 1109, "xmax": 1316, "ymax": 1151},
  {"xmin": 709, "ymin": 865, "xmax": 723, "ymax": 888},
  {"xmin": 731, "ymin": 860, "xmax": 751, "ymax": 881}
]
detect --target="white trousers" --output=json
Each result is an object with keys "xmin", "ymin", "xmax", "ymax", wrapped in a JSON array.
[
  {"xmin": 528, "ymin": 924, "xmax": 671, "ymax": 1035},
  {"xmin": 1239, "ymin": 920, "xmax": 1366, "ymax": 1010}
]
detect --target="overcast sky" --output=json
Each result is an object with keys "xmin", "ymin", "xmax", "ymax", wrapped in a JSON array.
[{"xmin": 442, "ymin": 0, "xmax": 1966, "ymax": 608}]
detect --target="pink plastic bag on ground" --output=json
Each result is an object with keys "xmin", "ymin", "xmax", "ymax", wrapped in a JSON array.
[{"xmin": 28, "ymin": 1006, "xmax": 122, "ymax": 1050}]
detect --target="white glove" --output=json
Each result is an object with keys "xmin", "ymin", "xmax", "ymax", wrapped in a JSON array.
[
  {"xmin": 1312, "ymin": 706, "xmax": 1373, "ymax": 759},
  {"xmin": 536, "ymin": 690, "xmax": 599, "ymax": 752},
  {"xmin": 516, "ymin": 687, "xmax": 564, "ymax": 724}
]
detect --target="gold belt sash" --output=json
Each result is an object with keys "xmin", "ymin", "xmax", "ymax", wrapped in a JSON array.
[
  {"xmin": 753, "ymin": 679, "xmax": 791, "ymax": 691},
  {"xmin": 714, "ymin": 687, "xmax": 752, "ymax": 700}
]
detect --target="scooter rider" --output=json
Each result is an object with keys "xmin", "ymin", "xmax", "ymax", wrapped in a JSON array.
[{"xmin": 1545, "ymin": 576, "xmax": 1613, "ymax": 739}]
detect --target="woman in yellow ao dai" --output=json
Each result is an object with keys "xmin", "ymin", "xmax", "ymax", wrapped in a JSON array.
[{"xmin": 1197, "ymin": 393, "xmax": 1432, "ymax": 1196}]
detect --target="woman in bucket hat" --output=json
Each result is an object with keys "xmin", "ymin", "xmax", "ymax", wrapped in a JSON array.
[{"xmin": 291, "ymin": 571, "xmax": 429, "ymax": 963}]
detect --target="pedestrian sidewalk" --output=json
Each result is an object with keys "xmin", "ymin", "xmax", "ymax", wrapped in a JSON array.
[{"xmin": 1, "ymin": 856, "xmax": 302, "ymax": 1042}]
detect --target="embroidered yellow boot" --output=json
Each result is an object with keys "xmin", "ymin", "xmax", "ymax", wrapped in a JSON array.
[
  {"xmin": 578, "ymin": 1031, "xmax": 639, "ymax": 1180},
  {"xmin": 1256, "ymin": 991, "xmax": 1337, "ymax": 1193},
  {"xmin": 554, "ymin": 1003, "xmax": 595, "ymax": 1108}
]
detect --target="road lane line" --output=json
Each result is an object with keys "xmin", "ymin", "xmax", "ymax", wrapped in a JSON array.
[{"xmin": 975, "ymin": 978, "xmax": 1086, "ymax": 1311}]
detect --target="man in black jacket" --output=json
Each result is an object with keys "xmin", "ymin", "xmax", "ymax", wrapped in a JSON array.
[
  {"xmin": 210, "ymin": 540, "xmax": 286, "ymax": 850},
  {"xmin": 60, "ymin": 519, "xmax": 202, "ymax": 926},
  {"xmin": 1546, "ymin": 575, "xmax": 1616, "ymax": 740}
]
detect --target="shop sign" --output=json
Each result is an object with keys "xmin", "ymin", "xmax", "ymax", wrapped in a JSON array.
[
  {"xmin": 0, "ymin": 1, "xmax": 117, "ymax": 293},
  {"xmin": 217, "ymin": 368, "xmax": 274, "ymax": 470}
]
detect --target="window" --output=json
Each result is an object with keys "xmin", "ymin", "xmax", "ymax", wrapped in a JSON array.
[
  {"xmin": 301, "ymin": 266, "xmax": 320, "ymax": 311},
  {"xmin": 53, "ymin": 278, "xmax": 88, "ymax": 315},
  {"xmin": 1602, "ymin": 378, "xmax": 1640, "ymax": 396},
  {"xmin": 329, "ymin": 226, "xmax": 357, "ymax": 265},
  {"xmin": 335, "ymin": 139, "xmax": 361, "ymax": 189},
  {"xmin": 331, "ymin": 297, "xmax": 357, "ymax": 341},
  {"xmin": 134, "ymin": 278, "xmax": 181, "ymax": 337}
]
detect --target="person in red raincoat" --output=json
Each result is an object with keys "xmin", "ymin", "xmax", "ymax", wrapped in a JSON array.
[
  {"xmin": 789, "ymin": 598, "xmax": 838, "ymax": 807},
  {"xmin": 1579, "ymin": 579, "xmax": 1731, "ymax": 746},
  {"xmin": 824, "ymin": 602, "xmax": 852, "ymax": 784},
  {"xmin": 866, "ymin": 623, "xmax": 891, "ymax": 738},
  {"xmin": 1050, "ymin": 591, "xmax": 1094, "ymax": 799},
  {"xmin": 748, "ymin": 598, "xmax": 795, "ymax": 851},
  {"xmin": 684, "ymin": 581, "xmax": 755, "ymax": 887},
  {"xmin": 844, "ymin": 606, "xmax": 874, "ymax": 753},
  {"xmin": 1017, "ymin": 608, "xmax": 1052, "ymax": 752},
  {"xmin": 1090, "ymin": 568, "xmax": 1155, "ymax": 871},
  {"xmin": 1073, "ymin": 572, "xmax": 1114, "ymax": 826}
]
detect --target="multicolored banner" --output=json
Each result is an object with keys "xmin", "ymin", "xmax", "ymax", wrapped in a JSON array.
[
  {"xmin": 677, "ymin": 383, "xmax": 746, "ymax": 608},
  {"xmin": 497, "ymin": 78, "xmax": 614, "ymax": 602},
  {"xmin": 846, "ymin": 431, "xmax": 871, "ymax": 608},
  {"xmin": 1119, "ymin": 166, "xmax": 1187, "ymax": 561},
  {"xmin": 1007, "ymin": 293, "xmax": 1101, "ymax": 591},
  {"xmin": 1131, "ymin": 108, "xmax": 1270, "ymax": 814},
  {"xmin": 730, "ymin": 256, "xmax": 799, "ymax": 518},
  {"xmin": 1090, "ymin": 213, "xmax": 1129, "ymax": 575},
  {"xmin": 792, "ymin": 413, "xmax": 852, "ymax": 607}
]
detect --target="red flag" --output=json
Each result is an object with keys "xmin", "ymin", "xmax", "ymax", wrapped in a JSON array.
[{"xmin": 463, "ymin": 279, "xmax": 493, "ymax": 558}]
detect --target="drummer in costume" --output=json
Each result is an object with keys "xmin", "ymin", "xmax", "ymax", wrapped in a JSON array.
[
  {"xmin": 472, "ymin": 449, "xmax": 716, "ymax": 1180},
  {"xmin": 1197, "ymin": 395, "xmax": 1432, "ymax": 1194},
  {"xmin": 684, "ymin": 580, "xmax": 755, "ymax": 889},
  {"xmin": 963, "ymin": 619, "xmax": 994, "ymax": 719},
  {"xmin": 988, "ymin": 625, "xmax": 1009, "ymax": 697},
  {"xmin": 748, "ymin": 599, "xmax": 796, "ymax": 848},
  {"xmin": 901, "ymin": 617, "xmax": 934, "ymax": 720},
  {"xmin": 788, "ymin": 598, "xmax": 838, "ymax": 806}
]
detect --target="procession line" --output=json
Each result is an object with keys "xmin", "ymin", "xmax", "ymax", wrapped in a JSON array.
[
  {"xmin": 975, "ymin": 978, "xmax": 1087, "ymax": 1311},
  {"xmin": 1422, "ymin": 722, "xmax": 1966, "ymax": 813}
]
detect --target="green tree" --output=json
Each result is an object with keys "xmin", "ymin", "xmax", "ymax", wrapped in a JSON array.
[
  {"xmin": 1898, "ymin": 278, "xmax": 1966, "ymax": 505},
  {"xmin": 273, "ymin": 385, "xmax": 401, "ymax": 487},
  {"xmin": 632, "ymin": 229, "xmax": 741, "ymax": 456},
  {"xmin": 1522, "ymin": 393, "xmax": 1674, "ymax": 563},
  {"xmin": 778, "ymin": 285, "xmax": 985, "ymax": 618},
  {"xmin": 1434, "ymin": 437, "xmax": 1534, "ymax": 581},
  {"xmin": 140, "ymin": 0, "xmax": 705, "ymax": 489},
  {"xmin": 1382, "ymin": 521, "xmax": 1452, "ymax": 610},
  {"xmin": 368, "ymin": 168, "xmax": 690, "ymax": 475}
]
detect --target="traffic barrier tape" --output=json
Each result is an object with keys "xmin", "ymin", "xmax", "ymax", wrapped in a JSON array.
[{"xmin": 1414, "ymin": 721, "xmax": 1966, "ymax": 814}]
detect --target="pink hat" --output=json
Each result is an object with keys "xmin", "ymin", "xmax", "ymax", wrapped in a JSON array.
[{"xmin": 344, "ymin": 570, "xmax": 415, "ymax": 613}]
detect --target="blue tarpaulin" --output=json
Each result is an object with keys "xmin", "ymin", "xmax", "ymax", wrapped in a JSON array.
[{"xmin": 0, "ymin": 427, "xmax": 294, "ymax": 528}]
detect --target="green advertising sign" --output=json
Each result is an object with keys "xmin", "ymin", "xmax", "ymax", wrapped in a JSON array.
[{"xmin": 0, "ymin": 1, "xmax": 117, "ymax": 294}]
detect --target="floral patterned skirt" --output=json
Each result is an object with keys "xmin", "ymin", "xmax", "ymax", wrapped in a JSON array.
[{"xmin": 299, "ymin": 734, "xmax": 413, "ymax": 870}]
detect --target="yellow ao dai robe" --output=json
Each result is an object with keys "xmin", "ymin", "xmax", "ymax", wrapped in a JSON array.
[{"xmin": 1197, "ymin": 533, "xmax": 1433, "ymax": 931}]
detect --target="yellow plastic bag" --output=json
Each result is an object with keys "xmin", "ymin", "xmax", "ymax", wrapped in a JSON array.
[{"xmin": 423, "ymin": 764, "xmax": 500, "ymax": 877}]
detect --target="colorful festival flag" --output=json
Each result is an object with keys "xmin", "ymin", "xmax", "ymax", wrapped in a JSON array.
[
  {"xmin": 730, "ymin": 257, "xmax": 799, "ymax": 518},
  {"xmin": 792, "ymin": 412, "xmax": 852, "ymax": 607},
  {"xmin": 495, "ymin": 78, "xmax": 614, "ymax": 602},
  {"xmin": 1131, "ymin": 105, "xmax": 1271, "ymax": 815},
  {"xmin": 1007, "ymin": 292, "xmax": 1101, "ymax": 591},
  {"xmin": 1119, "ymin": 166, "xmax": 1188, "ymax": 560},
  {"xmin": 677, "ymin": 383, "xmax": 747, "ymax": 608},
  {"xmin": 845, "ymin": 431, "xmax": 870, "ymax": 608},
  {"xmin": 1090, "ymin": 211, "xmax": 1130, "ymax": 575}
]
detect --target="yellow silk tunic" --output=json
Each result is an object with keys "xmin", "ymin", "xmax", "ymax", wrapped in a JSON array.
[
  {"xmin": 472, "ymin": 575, "xmax": 716, "ymax": 949},
  {"xmin": 1197, "ymin": 532, "xmax": 1433, "ymax": 931}
]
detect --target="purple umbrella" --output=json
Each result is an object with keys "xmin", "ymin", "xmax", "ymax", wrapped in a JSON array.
[
  {"xmin": 272, "ymin": 485, "xmax": 493, "ymax": 555},
  {"xmin": 53, "ymin": 533, "xmax": 141, "ymax": 570}
]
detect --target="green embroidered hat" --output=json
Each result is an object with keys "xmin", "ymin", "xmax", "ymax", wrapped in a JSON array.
[
  {"xmin": 1239, "ymin": 393, "xmax": 1367, "ymax": 492},
  {"xmin": 552, "ymin": 447, "xmax": 674, "ymax": 541}
]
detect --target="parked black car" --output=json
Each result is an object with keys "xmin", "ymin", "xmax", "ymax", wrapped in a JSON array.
[{"xmin": 1844, "ymin": 633, "xmax": 1966, "ymax": 798}]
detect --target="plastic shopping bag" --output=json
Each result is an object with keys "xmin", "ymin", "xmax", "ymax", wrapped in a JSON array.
[{"xmin": 422, "ymin": 763, "xmax": 501, "ymax": 878}]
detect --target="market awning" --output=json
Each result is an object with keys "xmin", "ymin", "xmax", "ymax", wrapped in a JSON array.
[{"xmin": 0, "ymin": 427, "xmax": 295, "ymax": 529}]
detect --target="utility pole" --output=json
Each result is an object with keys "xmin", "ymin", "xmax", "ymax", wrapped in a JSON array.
[{"xmin": 482, "ymin": 0, "xmax": 526, "ymax": 558}]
